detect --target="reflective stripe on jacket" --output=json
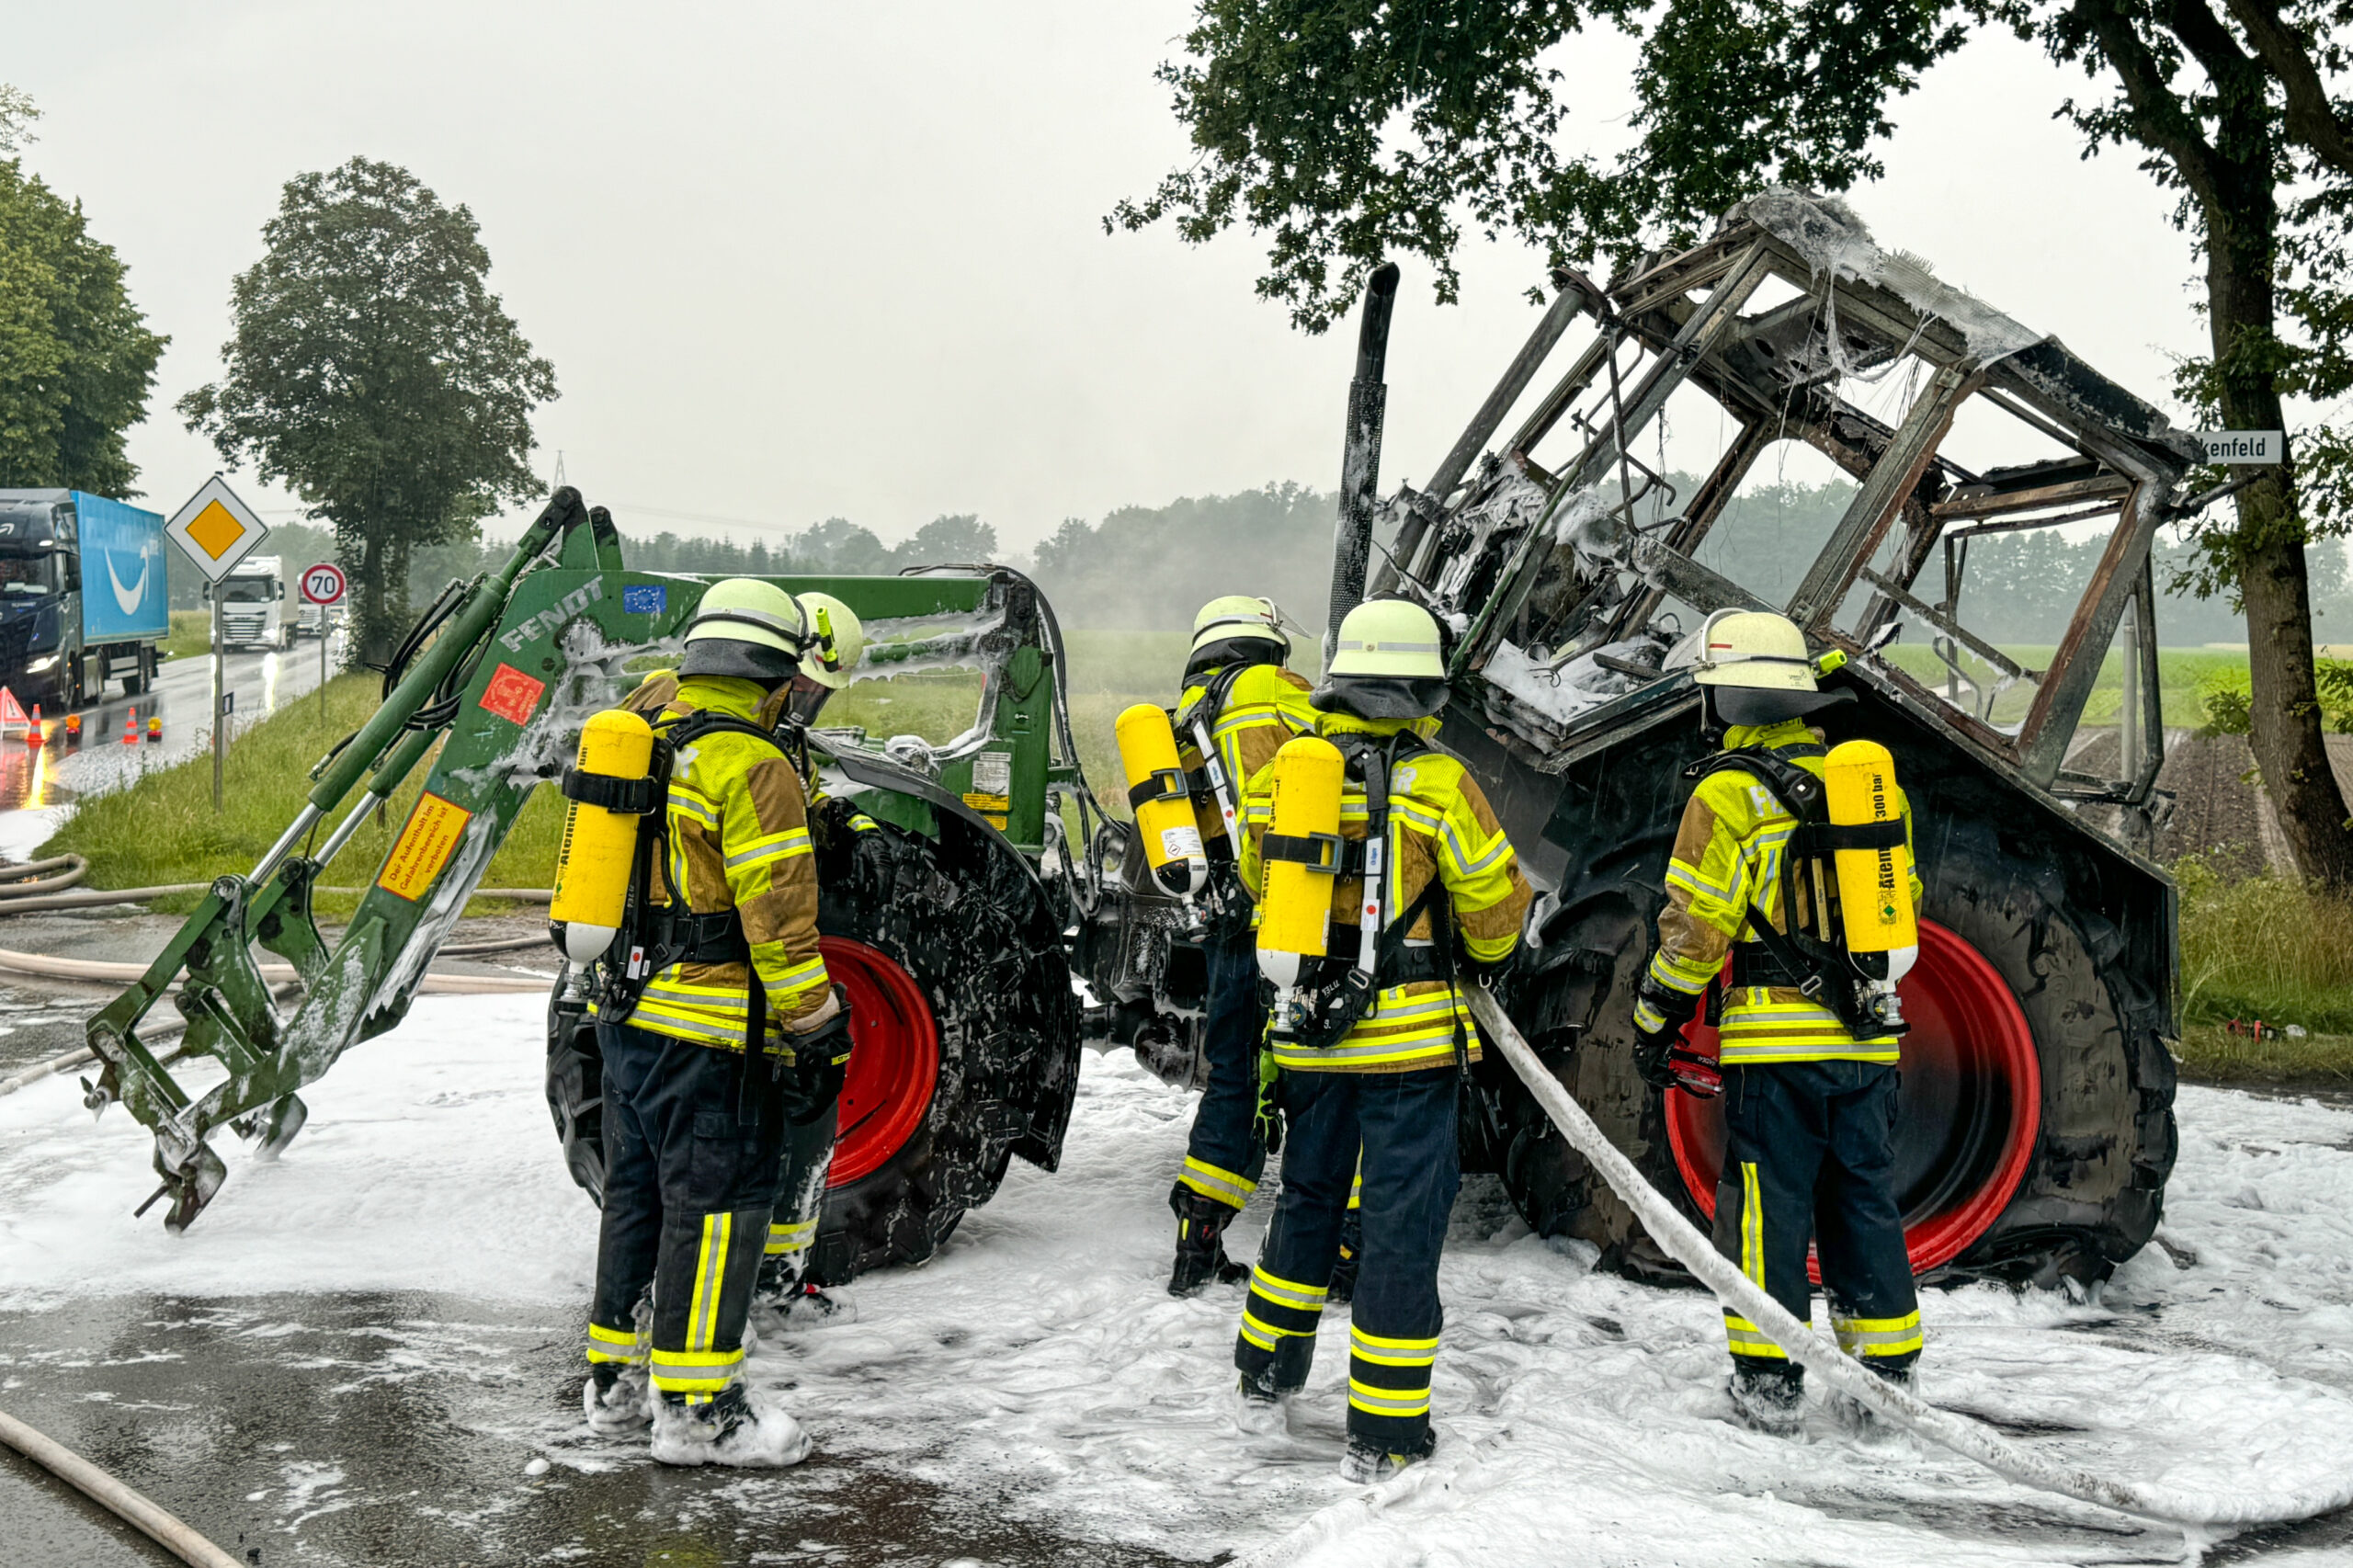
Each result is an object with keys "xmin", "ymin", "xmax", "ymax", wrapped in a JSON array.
[
  {"xmin": 1641, "ymin": 717, "xmax": 1923, "ymax": 1065},
  {"xmin": 1239, "ymin": 710, "xmax": 1532, "ymax": 1074},
  {"xmin": 1176, "ymin": 661, "xmax": 1316, "ymax": 846},
  {"xmin": 611, "ymin": 673, "xmax": 832, "ymax": 1050}
]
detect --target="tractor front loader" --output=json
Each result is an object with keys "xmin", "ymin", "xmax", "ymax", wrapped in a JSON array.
[{"xmin": 85, "ymin": 490, "xmax": 1097, "ymax": 1275}]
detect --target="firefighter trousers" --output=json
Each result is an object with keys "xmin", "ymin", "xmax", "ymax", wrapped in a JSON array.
[
  {"xmin": 586, "ymin": 1021, "xmax": 790, "ymax": 1403},
  {"xmin": 1176, "ymin": 926, "xmax": 1267, "ymax": 1213},
  {"xmin": 1235, "ymin": 1064, "xmax": 1457, "ymax": 1451},
  {"xmin": 1709, "ymin": 1061, "xmax": 1923, "ymax": 1374},
  {"xmin": 759, "ymin": 1101, "xmax": 837, "ymax": 1292}
]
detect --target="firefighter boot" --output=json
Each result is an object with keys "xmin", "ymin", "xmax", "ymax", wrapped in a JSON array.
[
  {"xmin": 1830, "ymin": 1364, "xmax": 1914, "ymax": 1436},
  {"xmin": 748, "ymin": 1256, "xmax": 854, "ymax": 1346},
  {"xmin": 1168, "ymin": 1188, "xmax": 1248, "ymax": 1298},
  {"xmin": 583, "ymin": 1362, "xmax": 651, "ymax": 1436},
  {"xmin": 650, "ymin": 1382, "xmax": 813, "ymax": 1469},
  {"xmin": 1234, "ymin": 1365, "xmax": 1294, "ymax": 1437},
  {"xmin": 1340, "ymin": 1428, "xmax": 1438, "ymax": 1484},
  {"xmin": 1728, "ymin": 1363, "xmax": 1806, "ymax": 1437}
]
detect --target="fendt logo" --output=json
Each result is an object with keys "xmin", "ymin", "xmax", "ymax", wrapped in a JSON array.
[{"xmin": 497, "ymin": 579, "xmax": 605, "ymax": 653}]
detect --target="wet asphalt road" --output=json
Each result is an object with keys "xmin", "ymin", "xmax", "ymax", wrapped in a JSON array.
[
  {"xmin": 0, "ymin": 1293, "xmax": 1198, "ymax": 1568},
  {"xmin": 0, "ymin": 632, "xmax": 340, "ymax": 817}
]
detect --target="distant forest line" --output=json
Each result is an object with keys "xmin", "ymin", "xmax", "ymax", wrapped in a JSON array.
[{"xmin": 169, "ymin": 480, "xmax": 2353, "ymax": 649}]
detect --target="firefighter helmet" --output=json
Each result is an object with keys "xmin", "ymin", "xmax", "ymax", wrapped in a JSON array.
[
  {"xmin": 795, "ymin": 592, "xmax": 865, "ymax": 690},
  {"xmin": 679, "ymin": 579, "xmax": 809, "ymax": 681}
]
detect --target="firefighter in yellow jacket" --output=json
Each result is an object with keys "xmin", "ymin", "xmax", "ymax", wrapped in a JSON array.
[
  {"xmin": 579, "ymin": 580, "xmax": 854, "ymax": 1468},
  {"xmin": 1632, "ymin": 609, "xmax": 1925, "ymax": 1436},
  {"xmin": 1165, "ymin": 596, "xmax": 1317, "ymax": 1295},
  {"xmin": 1232, "ymin": 597, "xmax": 1531, "ymax": 1483}
]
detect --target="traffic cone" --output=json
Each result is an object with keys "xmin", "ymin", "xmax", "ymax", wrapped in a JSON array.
[
  {"xmin": 25, "ymin": 705, "xmax": 40, "ymax": 747},
  {"xmin": 122, "ymin": 706, "xmax": 138, "ymax": 745},
  {"xmin": 146, "ymin": 715, "xmax": 162, "ymax": 743}
]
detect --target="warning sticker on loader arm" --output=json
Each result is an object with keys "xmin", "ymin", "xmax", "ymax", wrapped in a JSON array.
[{"xmin": 378, "ymin": 792, "xmax": 473, "ymax": 902}]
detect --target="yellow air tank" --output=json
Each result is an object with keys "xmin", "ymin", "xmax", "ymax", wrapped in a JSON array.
[
  {"xmin": 1117, "ymin": 703, "xmax": 1206, "ymax": 897},
  {"xmin": 551, "ymin": 708, "xmax": 657, "ymax": 964},
  {"xmin": 1824, "ymin": 739, "xmax": 1916, "ymax": 983},
  {"xmin": 1256, "ymin": 734, "xmax": 1345, "ymax": 991}
]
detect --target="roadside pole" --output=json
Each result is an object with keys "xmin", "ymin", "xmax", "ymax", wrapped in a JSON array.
[
  {"xmin": 161, "ymin": 475, "xmax": 272, "ymax": 816},
  {"xmin": 212, "ymin": 592, "xmax": 225, "ymax": 810},
  {"xmin": 298, "ymin": 562, "xmax": 347, "ymax": 733}
]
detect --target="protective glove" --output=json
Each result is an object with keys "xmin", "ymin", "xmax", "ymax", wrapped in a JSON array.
[
  {"xmin": 1253, "ymin": 1042, "xmax": 1284, "ymax": 1157},
  {"xmin": 783, "ymin": 984, "xmax": 854, "ymax": 1124},
  {"xmin": 1631, "ymin": 978, "xmax": 1720, "ymax": 1098}
]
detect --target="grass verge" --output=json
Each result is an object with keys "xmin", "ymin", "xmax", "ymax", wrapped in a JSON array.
[
  {"xmin": 39, "ymin": 672, "xmax": 562, "ymax": 917},
  {"xmin": 2172, "ymin": 856, "xmax": 2353, "ymax": 1084},
  {"xmin": 158, "ymin": 610, "xmax": 211, "ymax": 663}
]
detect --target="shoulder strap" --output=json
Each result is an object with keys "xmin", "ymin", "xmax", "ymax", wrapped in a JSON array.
[
  {"xmin": 1682, "ymin": 743, "xmax": 1828, "ymax": 822},
  {"xmin": 1175, "ymin": 663, "xmax": 1250, "ymax": 734},
  {"xmin": 657, "ymin": 707, "xmax": 789, "ymax": 756}
]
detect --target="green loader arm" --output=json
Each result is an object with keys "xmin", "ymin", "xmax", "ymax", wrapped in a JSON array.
[{"xmin": 82, "ymin": 491, "xmax": 1068, "ymax": 1233}]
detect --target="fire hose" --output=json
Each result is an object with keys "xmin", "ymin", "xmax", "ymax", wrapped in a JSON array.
[
  {"xmin": 0, "ymin": 1407, "xmax": 244, "ymax": 1568},
  {"xmin": 1463, "ymin": 984, "xmax": 2353, "ymax": 1530}
]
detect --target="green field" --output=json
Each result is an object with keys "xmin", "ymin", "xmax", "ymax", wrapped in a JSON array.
[{"xmin": 1880, "ymin": 642, "xmax": 2247, "ymax": 730}]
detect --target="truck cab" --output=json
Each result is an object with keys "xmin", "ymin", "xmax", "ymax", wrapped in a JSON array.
[
  {"xmin": 210, "ymin": 555, "xmax": 292, "ymax": 651},
  {"xmin": 0, "ymin": 488, "xmax": 165, "ymax": 709}
]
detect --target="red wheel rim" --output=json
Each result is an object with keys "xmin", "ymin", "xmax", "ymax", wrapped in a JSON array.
[
  {"xmin": 1665, "ymin": 919, "xmax": 2041, "ymax": 1278},
  {"xmin": 820, "ymin": 937, "xmax": 938, "ymax": 1187}
]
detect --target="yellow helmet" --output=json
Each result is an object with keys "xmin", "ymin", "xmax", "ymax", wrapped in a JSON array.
[
  {"xmin": 795, "ymin": 592, "xmax": 865, "ymax": 690},
  {"xmin": 1691, "ymin": 609, "xmax": 1817, "ymax": 692},
  {"xmin": 680, "ymin": 578, "xmax": 809, "ymax": 681},
  {"xmin": 1327, "ymin": 598, "xmax": 1446, "ymax": 680},
  {"xmin": 1189, "ymin": 595, "xmax": 1289, "ymax": 658}
]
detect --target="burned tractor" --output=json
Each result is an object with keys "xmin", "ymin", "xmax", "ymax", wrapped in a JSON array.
[{"xmin": 1359, "ymin": 190, "xmax": 2186, "ymax": 1286}]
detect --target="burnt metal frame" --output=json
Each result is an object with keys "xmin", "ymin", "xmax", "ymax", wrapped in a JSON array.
[{"xmin": 1410, "ymin": 198, "xmax": 2195, "ymax": 809}]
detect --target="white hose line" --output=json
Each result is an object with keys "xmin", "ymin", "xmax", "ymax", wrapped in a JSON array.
[
  {"xmin": 0, "ymin": 855, "xmax": 89, "ymax": 897},
  {"xmin": 0, "ymin": 948, "xmax": 547, "ymax": 995},
  {"xmin": 0, "ymin": 883, "xmax": 551, "ymax": 916},
  {"xmin": 1463, "ymin": 983, "xmax": 2353, "ymax": 1530},
  {"xmin": 0, "ymin": 1407, "xmax": 246, "ymax": 1568}
]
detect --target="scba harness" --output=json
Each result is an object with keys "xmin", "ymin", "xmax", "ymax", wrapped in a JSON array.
[
  {"xmin": 1681, "ymin": 743, "xmax": 1912, "ymax": 1041},
  {"xmin": 1257, "ymin": 731, "xmax": 1462, "ymax": 1052},
  {"xmin": 563, "ymin": 705, "xmax": 844, "ymax": 1123}
]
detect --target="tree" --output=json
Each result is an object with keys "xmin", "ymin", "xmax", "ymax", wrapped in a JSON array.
[
  {"xmin": 892, "ymin": 513, "xmax": 998, "ymax": 567},
  {"xmin": 1118, "ymin": 0, "xmax": 2353, "ymax": 889},
  {"xmin": 797, "ymin": 517, "xmax": 892, "ymax": 574},
  {"xmin": 0, "ymin": 91, "xmax": 165, "ymax": 495},
  {"xmin": 181, "ymin": 157, "xmax": 556, "ymax": 662}
]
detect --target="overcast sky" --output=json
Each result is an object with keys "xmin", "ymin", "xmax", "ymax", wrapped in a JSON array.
[{"xmin": 11, "ymin": 1, "xmax": 2201, "ymax": 551}]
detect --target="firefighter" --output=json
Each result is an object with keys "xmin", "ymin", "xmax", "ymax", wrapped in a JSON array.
[
  {"xmin": 749, "ymin": 591, "xmax": 870, "ymax": 1334},
  {"xmin": 1165, "ymin": 596, "xmax": 1318, "ymax": 1296},
  {"xmin": 1233, "ymin": 597, "xmax": 1531, "ymax": 1483},
  {"xmin": 578, "ymin": 579, "xmax": 853, "ymax": 1468},
  {"xmin": 1631, "ymin": 608, "xmax": 1925, "ymax": 1436}
]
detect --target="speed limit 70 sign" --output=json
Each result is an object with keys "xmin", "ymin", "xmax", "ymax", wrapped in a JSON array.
[{"xmin": 300, "ymin": 562, "xmax": 347, "ymax": 606}]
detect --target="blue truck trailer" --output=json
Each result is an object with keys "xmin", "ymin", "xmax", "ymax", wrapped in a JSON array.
[{"xmin": 0, "ymin": 488, "xmax": 168, "ymax": 710}]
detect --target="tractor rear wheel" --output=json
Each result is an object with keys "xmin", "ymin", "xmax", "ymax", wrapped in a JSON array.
[
  {"xmin": 542, "ymin": 801, "xmax": 1082, "ymax": 1285},
  {"xmin": 1490, "ymin": 831, "xmax": 2177, "ymax": 1289}
]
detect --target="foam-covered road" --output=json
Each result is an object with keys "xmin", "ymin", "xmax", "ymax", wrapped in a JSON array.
[{"xmin": 2, "ymin": 994, "xmax": 2351, "ymax": 1565}]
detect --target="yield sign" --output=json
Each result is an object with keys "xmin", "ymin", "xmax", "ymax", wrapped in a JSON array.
[{"xmin": 165, "ymin": 474, "xmax": 271, "ymax": 583}]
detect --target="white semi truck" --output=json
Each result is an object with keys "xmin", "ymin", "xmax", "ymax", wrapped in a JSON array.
[{"xmin": 210, "ymin": 555, "xmax": 293, "ymax": 651}]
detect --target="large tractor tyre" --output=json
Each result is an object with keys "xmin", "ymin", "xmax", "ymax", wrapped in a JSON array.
[
  {"xmin": 1487, "ymin": 824, "xmax": 2177, "ymax": 1290},
  {"xmin": 540, "ymin": 801, "xmax": 1083, "ymax": 1287},
  {"xmin": 804, "ymin": 800, "xmax": 1081, "ymax": 1285}
]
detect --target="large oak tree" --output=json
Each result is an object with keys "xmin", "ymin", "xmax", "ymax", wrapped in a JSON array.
[
  {"xmin": 1118, "ymin": 0, "xmax": 2353, "ymax": 888},
  {"xmin": 182, "ymin": 157, "xmax": 556, "ymax": 663}
]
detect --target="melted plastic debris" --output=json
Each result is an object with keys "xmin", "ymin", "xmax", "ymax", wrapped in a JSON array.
[
  {"xmin": 6, "ymin": 999, "xmax": 2353, "ymax": 1564},
  {"xmin": 1484, "ymin": 639, "xmax": 1647, "ymax": 729},
  {"xmin": 1741, "ymin": 188, "xmax": 2046, "ymax": 367}
]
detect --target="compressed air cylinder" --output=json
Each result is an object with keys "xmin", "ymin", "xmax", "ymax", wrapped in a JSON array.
[
  {"xmin": 551, "ymin": 709, "xmax": 657, "ymax": 964},
  {"xmin": 1256, "ymin": 734, "xmax": 1345, "ymax": 989},
  {"xmin": 1117, "ymin": 703, "xmax": 1208, "ymax": 898},
  {"xmin": 1824, "ymin": 739, "xmax": 1917, "ymax": 982}
]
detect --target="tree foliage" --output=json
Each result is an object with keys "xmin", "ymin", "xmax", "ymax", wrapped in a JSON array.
[
  {"xmin": 180, "ymin": 157, "xmax": 556, "ymax": 661},
  {"xmin": 0, "ymin": 147, "xmax": 166, "ymax": 495}
]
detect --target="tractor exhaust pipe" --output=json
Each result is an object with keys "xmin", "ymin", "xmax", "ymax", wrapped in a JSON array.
[{"xmin": 1325, "ymin": 263, "xmax": 1402, "ymax": 664}]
